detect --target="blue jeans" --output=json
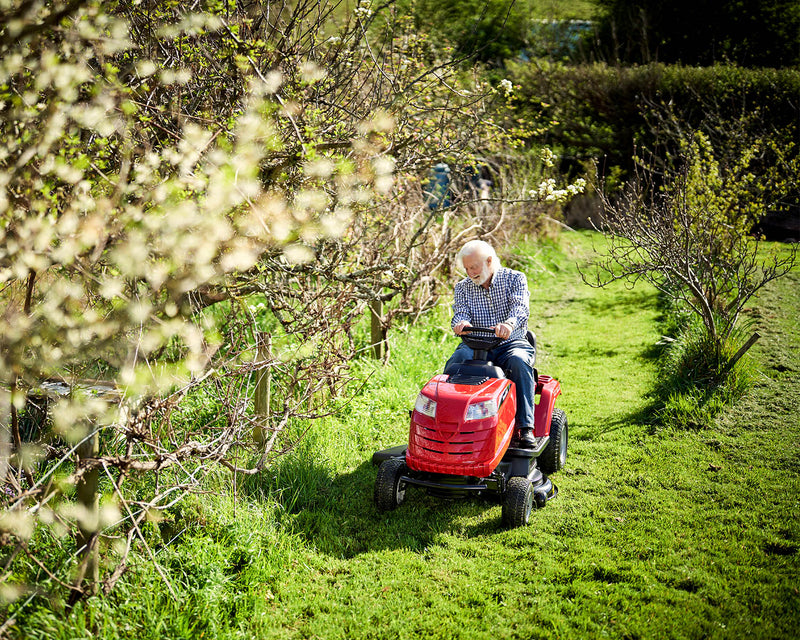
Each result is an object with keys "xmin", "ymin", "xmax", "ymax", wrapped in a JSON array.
[{"xmin": 445, "ymin": 339, "xmax": 537, "ymax": 430}]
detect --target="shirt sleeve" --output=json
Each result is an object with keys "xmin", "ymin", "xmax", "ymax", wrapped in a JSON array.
[
  {"xmin": 505, "ymin": 271, "xmax": 530, "ymax": 329},
  {"xmin": 451, "ymin": 280, "xmax": 472, "ymax": 328}
]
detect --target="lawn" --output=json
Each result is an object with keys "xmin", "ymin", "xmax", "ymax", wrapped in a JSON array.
[{"xmin": 14, "ymin": 231, "xmax": 800, "ymax": 640}]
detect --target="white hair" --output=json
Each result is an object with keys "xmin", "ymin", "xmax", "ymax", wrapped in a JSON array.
[{"xmin": 457, "ymin": 240, "xmax": 500, "ymax": 267}]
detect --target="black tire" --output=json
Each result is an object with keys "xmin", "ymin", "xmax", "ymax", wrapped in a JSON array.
[
  {"xmin": 502, "ymin": 477, "xmax": 534, "ymax": 528},
  {"xmin": 374, "ymin": 457, "xmax": 407, "ymax": 512},
  {"xmin": 539, "ymin": 408, "xmax": 568, "ymax": 475}
]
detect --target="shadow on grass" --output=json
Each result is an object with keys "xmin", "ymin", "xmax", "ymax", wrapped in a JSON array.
[
  {"xmin": 569, "ymin": 403, "xmax": 660, "ymax": 441},
  {"xmin": 568, "ymin": 340, "xmax": 665, "ymax": 441},
  {"xmin": 582, "ymin": 357, "xmax": 745, "ymax": 435},
  {"xmin": 584, "ymin": 288, "xmax": 663, "ymax": 317},
  {"xmin": 243, "ymin": 455, "xmax": 515, "ymax": 558}
]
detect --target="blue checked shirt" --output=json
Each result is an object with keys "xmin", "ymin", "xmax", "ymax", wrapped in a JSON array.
[{"xmin": 451, "ymin": 267, "xmax": 530, "ymax": 340}]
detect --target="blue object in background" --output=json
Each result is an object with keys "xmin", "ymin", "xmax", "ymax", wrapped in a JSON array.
[
  {"xmin": 522, "ymin": 20, "xmax": 594, "ymax": 60},
  {"xmin": 425, "ymin": 162, "xmax": 451, "ymax": 210}
]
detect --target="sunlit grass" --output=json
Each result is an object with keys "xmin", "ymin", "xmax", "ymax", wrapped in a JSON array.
[{"xmin": 13, "ymin": 231, "xmax": 800, "ymax": 640}]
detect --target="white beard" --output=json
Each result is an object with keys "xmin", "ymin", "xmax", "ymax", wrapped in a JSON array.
[{"xmin": 470, "ymin": 264, "xmax": 492, "ymax": 286}]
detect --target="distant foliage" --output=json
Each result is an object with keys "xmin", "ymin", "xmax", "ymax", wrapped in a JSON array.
[
  {"xmin": 400, "ymin": 0, "xmax": 530, "ymax": 65},
  {"xmin": 506, "ymin": 62, "xmax": 800, "ymax": 224},
  {"xmin": 592, "ymin": 0, "xmax": 800, "ymax": 67}
]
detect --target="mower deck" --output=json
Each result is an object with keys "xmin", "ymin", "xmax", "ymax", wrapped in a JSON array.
[{"xmin": 371, "ymin": 441, "xmax": 558, "ymax": 506}]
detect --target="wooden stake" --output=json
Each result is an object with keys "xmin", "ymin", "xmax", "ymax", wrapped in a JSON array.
[
  {"xmin": 253, "ymin": 332, "xmax": 272, "ymax": 445},
  {"xmin": 75, "ymin": 424, "xmax": 99, "ymax": 592},
  {"xmin": 369, "ymin": 298, "xmax": 385, "ymax": 360},
  {"xmin": 723, "ymin": 331, "xmax": 761, "ymax": 375},
  {"xmin": 0, "ymin": 390, "xmax": 9, "ymax": 484}
]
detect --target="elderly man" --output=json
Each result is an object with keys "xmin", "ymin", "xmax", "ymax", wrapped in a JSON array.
[{"xmin": 445, "ymin": 239, "xmax": 537, "ymax": 448}]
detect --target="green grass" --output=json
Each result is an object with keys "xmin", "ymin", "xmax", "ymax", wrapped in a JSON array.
[{"xmin": 8, "ymin": 231, "xmax": 800, "ymax": 639}]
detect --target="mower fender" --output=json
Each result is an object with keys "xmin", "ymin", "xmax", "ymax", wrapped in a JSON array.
[
  {"xmin": 372, "ymin": 444, "xmax": 408, "ymax": 466},
  {"xmin": 533, "ymin": 375, "xmax": 561, "ymax": 438}
]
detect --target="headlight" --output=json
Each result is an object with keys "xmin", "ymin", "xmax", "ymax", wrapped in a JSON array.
[
  {"xmin": 465, "ymin": 399, "xmax": 498, "ymax": 421},
  {"xmin": 414, "ymin": 393, "xmax": 437, "ymax": 418}
]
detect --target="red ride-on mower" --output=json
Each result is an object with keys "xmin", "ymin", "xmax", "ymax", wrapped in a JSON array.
[{"xmin": 373, "ymin": 326, "xmax": 568, "ymax": 528}]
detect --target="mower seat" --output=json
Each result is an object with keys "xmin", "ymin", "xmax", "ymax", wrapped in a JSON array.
[{"xmin": 444, "ymin": 329, "xmax": 538, "ymax": 384}]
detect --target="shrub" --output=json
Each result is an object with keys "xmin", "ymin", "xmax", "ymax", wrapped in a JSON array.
[
  {"xmin": 506, "ymin": 61, "xmax": 800, "ymax": 187},
  {"xmin": 656, "ymin": 318, "xmax": 757, "ymax": 429}
]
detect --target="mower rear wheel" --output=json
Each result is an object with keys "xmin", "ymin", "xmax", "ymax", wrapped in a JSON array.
[
  {"xmin": 503, "ymin": 477, "xmax": 534, "ymax": 528},
  {"xmin": 374, "ymin": 457, "xmax": 407, "ymax": 512},
  {"xmin": 539, "ymin": 408, "xmax": 568, "ymax": 474}
]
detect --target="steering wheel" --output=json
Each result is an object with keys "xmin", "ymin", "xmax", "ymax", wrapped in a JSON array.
[{"xmin": 460, "ymin": 325, "xmax": 504, "ymax": 352}]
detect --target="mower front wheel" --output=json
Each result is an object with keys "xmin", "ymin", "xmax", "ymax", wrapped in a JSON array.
[
  {"xmin": 374, "ymin": 457, "xmax": 407, "ymax": 512},
  {"xmin": 502, "ymin": 477, "xmax": 534, "ymax": 528}
]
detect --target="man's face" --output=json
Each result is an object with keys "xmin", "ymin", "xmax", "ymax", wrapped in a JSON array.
[{"xmin": 463, "ymin": 253, "xmax": 493, "ymax": 286}]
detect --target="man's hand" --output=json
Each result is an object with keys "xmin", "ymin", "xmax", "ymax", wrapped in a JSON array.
[
  {"xmin": 494, "ymin": 323, "xmax": 512, "ymax": 339},
  {"xmin": 453, "ymin": 321, "xmax": 472, "ymax": 336}
]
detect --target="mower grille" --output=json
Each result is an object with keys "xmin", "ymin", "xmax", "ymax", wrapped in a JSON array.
[{"xmin": 409, "ymin": 420, "xmax": 493, "ymax": 458}]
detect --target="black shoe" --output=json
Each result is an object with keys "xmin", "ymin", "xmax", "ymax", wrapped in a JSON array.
[{"xmin": 517, "ymin": 427, "xmax": 536, "ymax": 448}]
